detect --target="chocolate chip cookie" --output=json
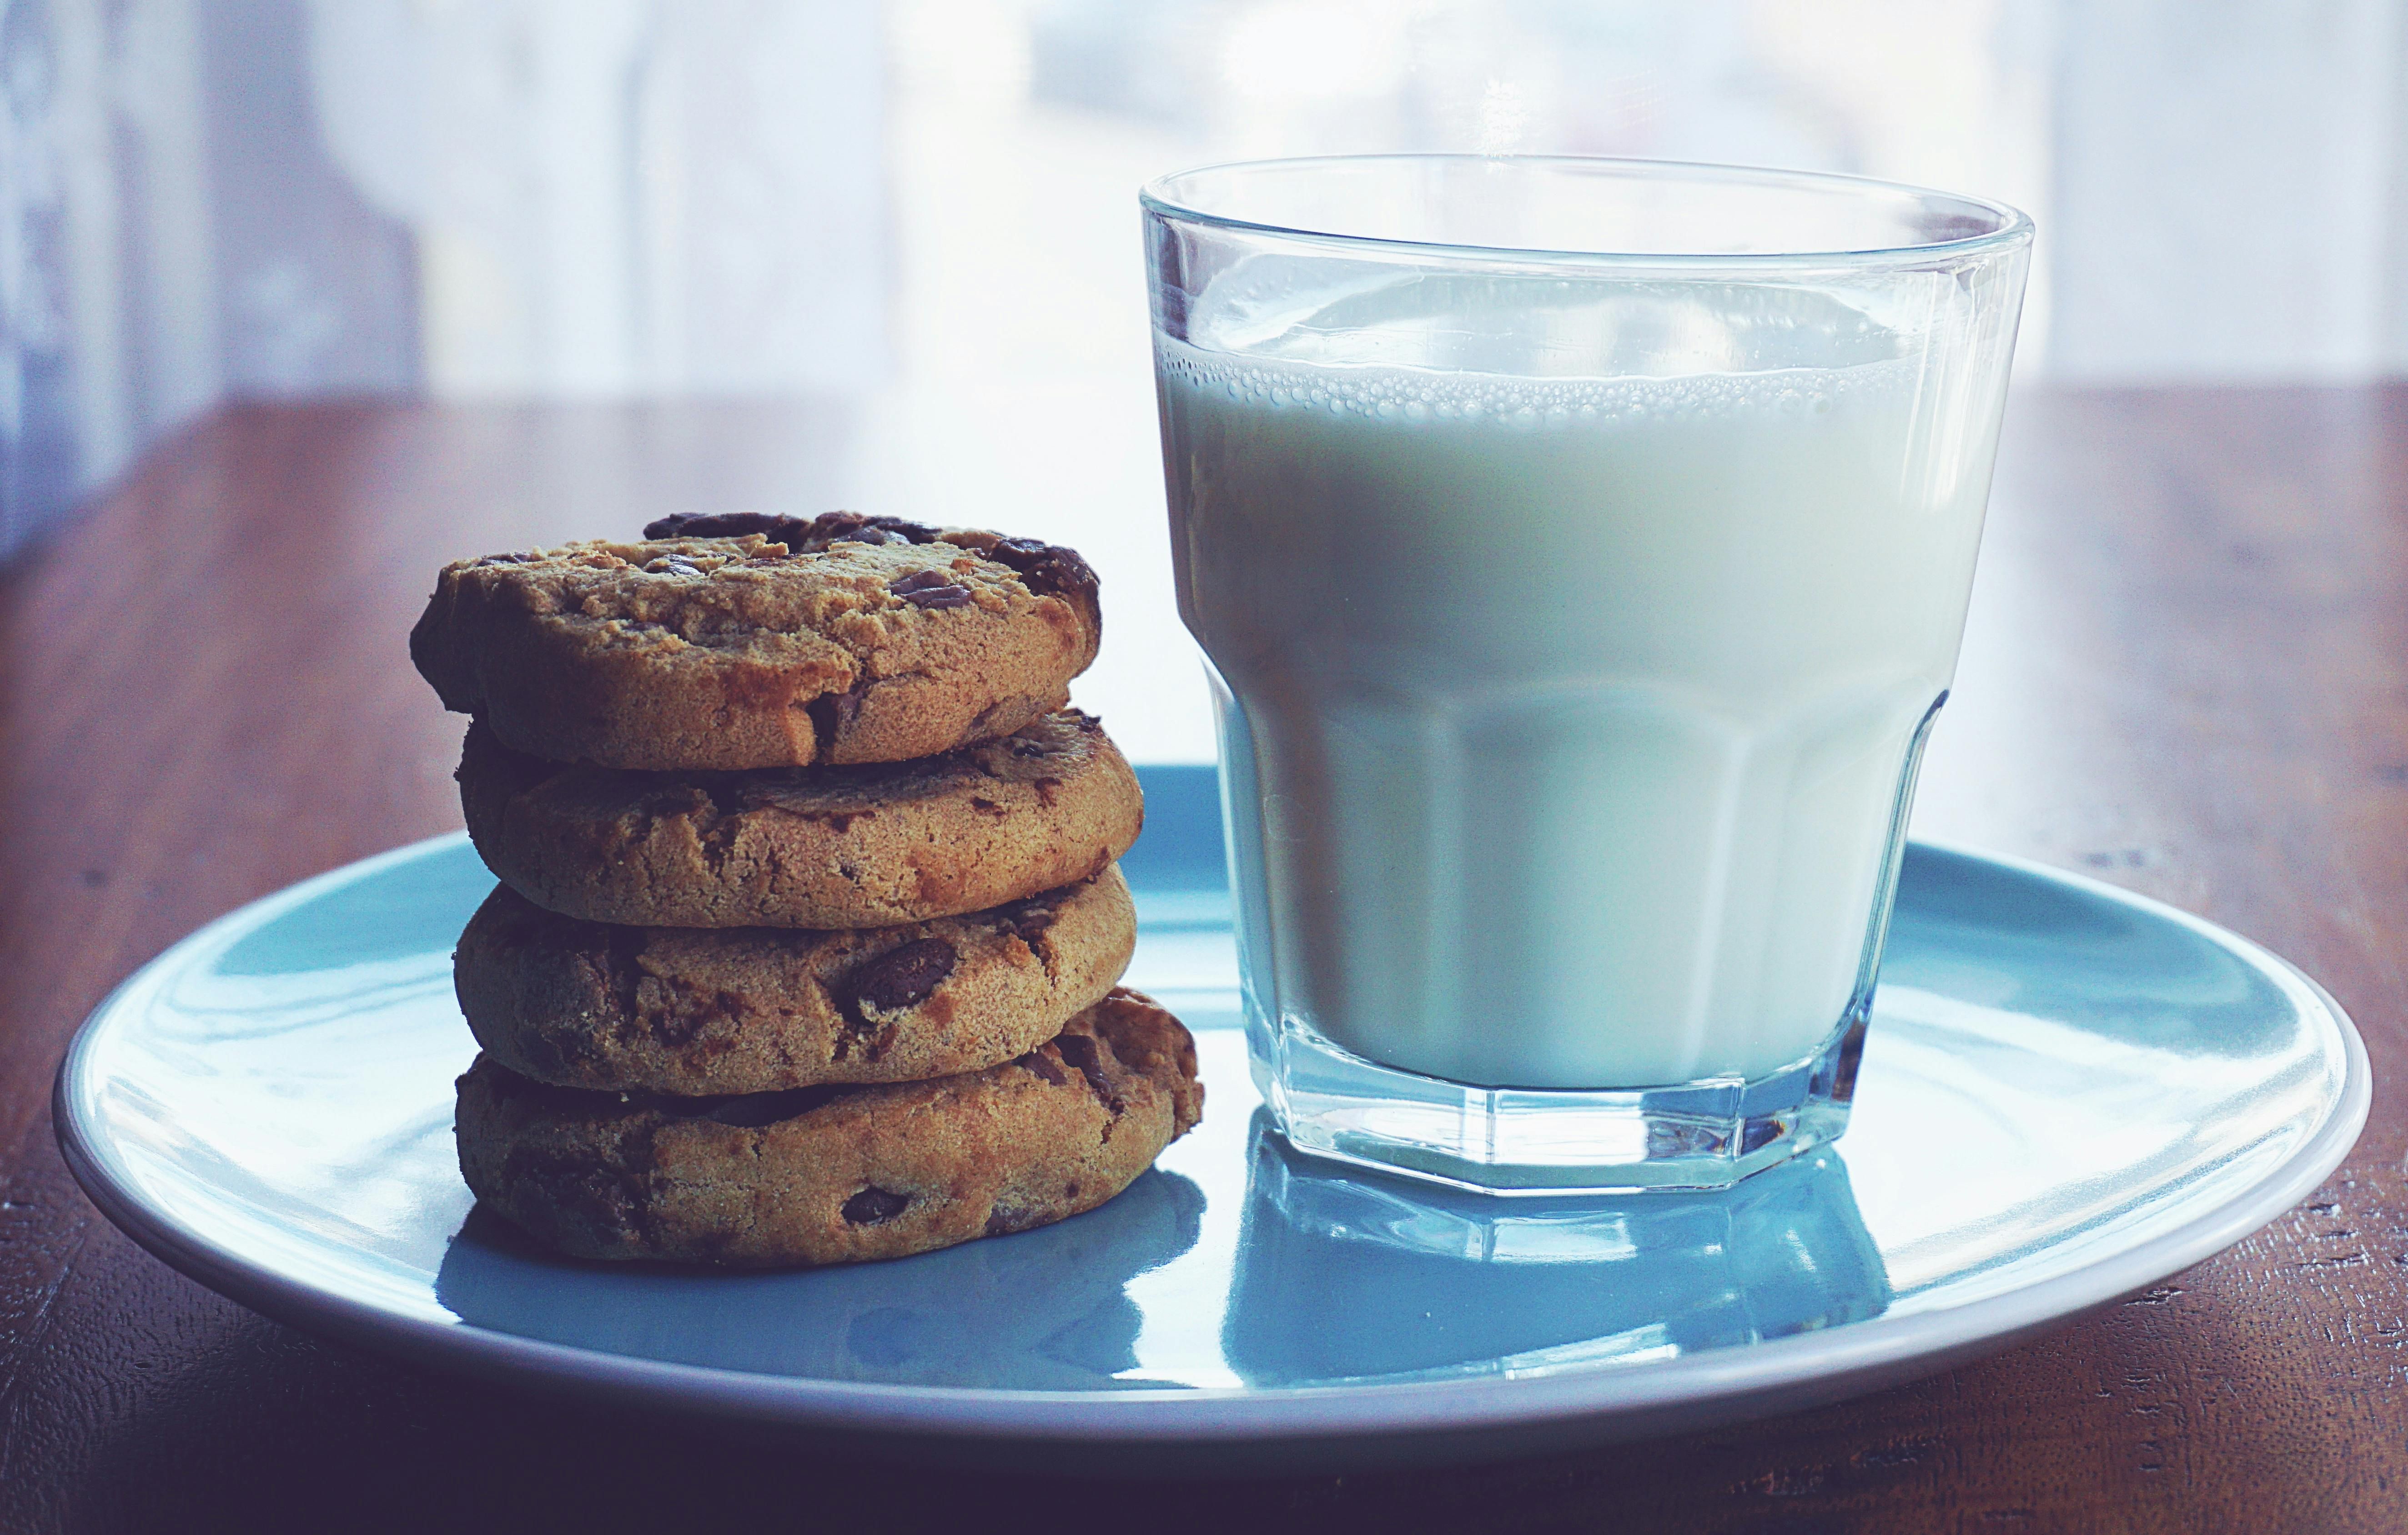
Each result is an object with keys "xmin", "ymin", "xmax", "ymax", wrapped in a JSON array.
[
  {"xmin": 410, "ymin": 512, "xmax": 1102, "ymax": 772},
  {"xmin": 454, "ymin": 988, "xmax": 1205, "ymax": 1267},
  {"xmin": 454, "ymin": 868, "xmax": 1137, "ymax": 1094},
  {"xmin": 456, "ymin": 707, "xmax": 1142, "ymax": 928}
]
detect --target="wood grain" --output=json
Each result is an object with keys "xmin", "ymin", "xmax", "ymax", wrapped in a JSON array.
[{"xmin": 0, "ymin": 394, "xmax": 2398, "ymax": 1533}]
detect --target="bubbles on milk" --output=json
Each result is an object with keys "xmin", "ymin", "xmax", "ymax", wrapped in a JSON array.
[{"xmin": 1156, "ymin": 339, "xmax": 1886, "ymax": 433}]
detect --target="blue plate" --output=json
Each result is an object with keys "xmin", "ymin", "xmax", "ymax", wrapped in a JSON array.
[{"xmin": 55, "ymin": 768, "xmax": 2368, "ymax": 1473}]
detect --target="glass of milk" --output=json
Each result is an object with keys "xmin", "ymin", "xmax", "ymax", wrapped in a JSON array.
[{"xmin": 1144, "ymin": 156, "xmax": 2031, "ymax": 1193}]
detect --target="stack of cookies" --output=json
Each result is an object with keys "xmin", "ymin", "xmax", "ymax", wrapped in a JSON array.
[{"xmin": 408, "ymin": 510, "xmax": 1202, "ymax": 1268}]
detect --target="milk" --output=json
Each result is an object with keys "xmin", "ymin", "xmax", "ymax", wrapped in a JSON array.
[{"xmin": 1157, "ymin": 272, "xmax": 1997, "ymax": 1089}]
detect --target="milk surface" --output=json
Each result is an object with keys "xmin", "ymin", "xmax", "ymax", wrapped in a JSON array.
[{"xmin": 1158, "ymin": 271, "xmax": 1993, "ymax": 1089}]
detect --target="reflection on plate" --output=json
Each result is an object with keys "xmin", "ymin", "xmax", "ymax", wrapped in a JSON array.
[
  {"xmin": 1227, "ymin": 1117, "xmax": 1890, "ymax": 1386},
  {"xmin": 54, "ymin": 770, "xmax": 2370, "ymax": 1472}
]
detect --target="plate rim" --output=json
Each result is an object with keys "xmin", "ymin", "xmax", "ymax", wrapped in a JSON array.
[{"xmin": 53, "ymin": 832, "xmax": 2374, "ymax": 1447}]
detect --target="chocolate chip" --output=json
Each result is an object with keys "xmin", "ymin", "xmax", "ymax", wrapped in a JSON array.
[
  {"xmin": 843, "ymin": 1187, "xmax": 912, "ymax": 1224},
  {"xmin": 889, "ymin": 569, "xmax": 974, "ymax": 609},
  {"xmin": 992, "ymin": 892, "xmax": 1061, "ymax": 938},
  {"xmin": 811, "ymin": 512, "xmax": 874, "ymax": 542},
  {"xmin": 650, "ymin": 1013, "xmax": 702, "ymax": 1048},
  {"xmin": 643, "ymin": 511, "xmax": 818, "ymax": 545},
  {"xmin": 642, "ymin": 510, "xmax": 944, "ymax": 552},
  {"xmin": 1014, "ymin": 1050, "xmax": 1068, "ymax": 1086},
  {"xmin": 846, "ymin": 937, "xmax": 958, "ymax": 1019},
  {"xmin": 519, "ymin": 1155, "xmax": 645, "ymax": 1234},
  {"xmin": 984, "ymin": 1204, "xmax": 1035, "ymax": 1237},
  {"xmin": 814, "ymin": 515, "xmax": 934, "ymax": 551},
  {"xmin": 650, "ymin": 983, "xmax": 744, "ymax": 1049},
  {"xmin": 980, "ymin": 536, "xmax": 1100, "ymax": 603},
  {"xmin": 804, "ymin": 684, "xmax": 865, "ymax": 754},
  {"xmin": 1052, "ymin": 1033, "xmax": 1123, "ymax": 1114},
  {"xmin": 1031, "ymin": 776, "xmax": 1061, "ymax": 807},
  {"xmin": 805, "ymin": 512, "xmax": 941, "ymax": 548},
  {"xmin": 603, "ymin": 925, "xmax": 648, "ymax": 1025}
]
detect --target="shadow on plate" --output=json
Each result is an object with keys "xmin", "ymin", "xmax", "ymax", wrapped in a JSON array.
[
  {"xmin": 436, "ymin": 1111, "xmax": 1891, "ymax": 1395},
  {"xmin": 435, "ymin": 1168, "xmax": 1207, "ymax": 1389},
  {"xmin": 1225, "ymin": 1112, "xmax": 1893, "ymax": 1386}
]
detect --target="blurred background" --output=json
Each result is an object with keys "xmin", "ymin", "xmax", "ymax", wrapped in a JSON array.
[{"xmin": 4, "ymin": 0, "xmax": 2402, "ymax": 761}]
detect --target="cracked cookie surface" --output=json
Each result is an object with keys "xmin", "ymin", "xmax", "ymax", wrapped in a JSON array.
[
  {"xmin": 409, "ymin": 512, "xmax": 1102, "ymax": 772},
  {"xmin": 455, "ymin": 708, "xmax": 1143, "ymax": 928},
  {"xmin": 454, "ymin": 868, "xmax": 1136, "ymax": 1094},
  {"xmin": 454, "ymin": 988, "xmax": 1204, "ymax": 1267}
]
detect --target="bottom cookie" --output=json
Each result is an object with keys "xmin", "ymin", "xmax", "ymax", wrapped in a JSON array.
[{"xmin": 455, "ymin": 988, "xmax": 1203, "ymax": 1267}]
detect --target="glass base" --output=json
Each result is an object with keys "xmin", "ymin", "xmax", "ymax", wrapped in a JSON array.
[{"xmin": 1250, "ymin": 1004, "xmax": 1869, "ymax": 1194}]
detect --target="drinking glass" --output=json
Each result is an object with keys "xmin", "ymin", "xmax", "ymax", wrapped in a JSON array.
[{"xmin": 1144, "ymin": 156, "xmax": 2031, "ymax": 1192}]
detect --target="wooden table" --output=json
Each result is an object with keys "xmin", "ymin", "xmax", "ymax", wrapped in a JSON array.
[{"xmin": 0, "ymin": 393, "xmax": 2396, "ymax": 1532}]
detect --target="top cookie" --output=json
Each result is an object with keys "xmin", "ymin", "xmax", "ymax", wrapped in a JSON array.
[{"xmin": 409, "ymin": 511, "xmax": 1102, "ymax": 772}]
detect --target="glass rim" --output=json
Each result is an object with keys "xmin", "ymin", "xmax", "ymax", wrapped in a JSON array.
[{"xmin": 1139, "ymin": 153, "xmax": 2035, "ymax": 269}]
